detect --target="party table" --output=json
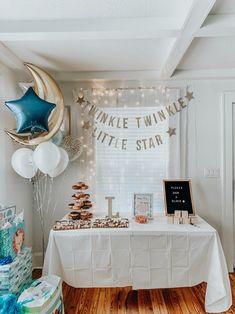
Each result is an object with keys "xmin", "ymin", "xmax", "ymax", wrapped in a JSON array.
[{"xmin": 43, "ymin": 216, "xmax": 232, "ymax": 313}]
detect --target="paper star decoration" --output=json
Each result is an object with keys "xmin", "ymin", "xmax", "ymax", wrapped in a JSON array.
[
  {"xmin": 5, "ymin": 87, "xmax": 56, "ymax": 134},
  {"xmin": 166, "ymin": 127, "xmax": 176, "ymax": 137},
  {"xmin": 76, "ymin": 96, "xmax": 86, "ymax": 105},
  {"xmin": 82, "ymin": 121, "xmax": 91, "ymax": 130},
  {"xmin": 185, "ymin": 91, "xmax": 194, "ymax": 101}
]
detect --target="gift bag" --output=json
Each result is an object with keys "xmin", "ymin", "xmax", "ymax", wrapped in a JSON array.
[
  {"xmin": 0, "ymin": 221, "xmax": 25, "ymax": 261},
  {"xmin": 0, "ymin": 211, "xmax": 25, "ymax": 261}
]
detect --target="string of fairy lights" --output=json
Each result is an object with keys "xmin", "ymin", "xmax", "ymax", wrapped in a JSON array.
[
  {"xmin": 73, "ymin": 86, "xmax": 188, "ymax": 212},
  {"xmin": 77, "ymin": 86, "xmax": 172, "ymax": 104}
]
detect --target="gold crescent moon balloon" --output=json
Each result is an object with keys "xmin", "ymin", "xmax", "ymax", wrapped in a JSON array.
[{"xmin": 5, "ymin": 63, "xmax": 65, "ymax": 146}]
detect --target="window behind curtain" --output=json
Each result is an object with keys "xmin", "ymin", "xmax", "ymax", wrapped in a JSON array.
[{"xmin": 95, "ymin": 106, "xmax": 169, "ymax": 215}]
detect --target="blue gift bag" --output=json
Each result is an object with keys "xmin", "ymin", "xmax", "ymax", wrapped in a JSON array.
[{"xmin": 0, "ymin": 221, "xmax": 25, "ymax": 261}]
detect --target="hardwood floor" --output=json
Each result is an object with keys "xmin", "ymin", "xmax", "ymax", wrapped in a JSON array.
[{"xmin": 33, "ymin": 270, "xmax": 235, "ymax": 313}]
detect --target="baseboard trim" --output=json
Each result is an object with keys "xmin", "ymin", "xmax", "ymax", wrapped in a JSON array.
[{"xmin": 32, "ymin": 252, "xmax": 43, "ymax": 269}]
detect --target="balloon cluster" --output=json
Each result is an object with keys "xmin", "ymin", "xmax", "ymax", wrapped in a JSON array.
[
  {"xmin": 11, "ymin": 141, "xmax": 70, "ymax": 260},
  {"xmin": 11, "ymin": 141, "xmax": 69, "ymax": 179}
]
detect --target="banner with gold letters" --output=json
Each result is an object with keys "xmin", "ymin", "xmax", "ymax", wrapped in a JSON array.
[{"xmin": 73, "ymin": 87, "xmax": 194, "ymax": 152}]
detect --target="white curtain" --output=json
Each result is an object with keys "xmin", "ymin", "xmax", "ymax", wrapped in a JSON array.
[{"xmin": 72, "ymin": 87, "xmax": 189, "ymax": 215}]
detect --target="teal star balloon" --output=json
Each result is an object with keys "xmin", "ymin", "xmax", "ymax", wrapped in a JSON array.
[{"xmin": 5, "ymin": 87, "xmax": 56, "ymax": 134}]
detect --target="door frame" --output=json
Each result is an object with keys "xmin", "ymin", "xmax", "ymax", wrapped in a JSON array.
[{"xmin": 221, "ymin": 91, "xmax": 234, "ymax": 272}]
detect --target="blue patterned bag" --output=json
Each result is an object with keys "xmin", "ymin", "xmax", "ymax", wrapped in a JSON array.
[{"xmin": 0, "ymin": 221, "xmax": 25, "ymax": 261}]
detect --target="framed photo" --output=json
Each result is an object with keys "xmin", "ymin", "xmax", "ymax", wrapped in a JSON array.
[
  {"xmin": 163, "ymin": 179, "xmax": 195, "ymax": 216},
  {"xmin": 133, "ymin": 193, "xmax": 153, "ymax": 218},
  {"xmin": 0, "ymin": 205, "xmax": 16, "ymax": 222}
]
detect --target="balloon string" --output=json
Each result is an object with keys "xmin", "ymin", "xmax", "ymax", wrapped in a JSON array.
[
  {"xmin": 40, "ymin": 174, "xmax": 46, "ymax": 260},
  {"xmin": 45, "ymin": 177, "xmax": 53, "ymax": 217},
  {"xmin": 32, "ymin": 169, "xmax": 70, "ymax": 261},
  {"xmin": 38, "ymin": 175, "xmax": 44, "ymax": 257},
  {"xmin": 33, "ymin": 171, "xmax": 57, "ymax": 261},
  {"xmin": 40, "ymin": 174, "xmax": 47, "ymax": 212},
  {"xmin": 36, "ymin": 176, "xmax": 42, "ymax": 214},
  {"xmin": 44, "ymin": 175, "xmax": 53, "ymax": 254},
  {"xmin": 34, "ymin": 173, "xmax": 41, "ymax": 214},
  {"xmin": 35, "ymin": 174, "xmax": 44, "ymax": 231},
  {"xmin": 33, "ymin": 171, "xmax": 46, "ymax": 260}
]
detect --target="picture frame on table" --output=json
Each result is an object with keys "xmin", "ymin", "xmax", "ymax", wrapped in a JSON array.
[
  {"xmin": 163, "ymin": 179, "xmax": 195, "ymax": 216},
  {"xmin": 133, "ymin": 193, "xmax": 153, "ymax": 219}
]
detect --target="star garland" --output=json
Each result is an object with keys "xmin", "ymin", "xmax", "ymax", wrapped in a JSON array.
[
  {"xmin": 76, "ymin": 88, "xmax": 195, "ymax": 150},
  {"xmin": 166, "ymin": 127, "xmax": 176, "ymax": 137}
]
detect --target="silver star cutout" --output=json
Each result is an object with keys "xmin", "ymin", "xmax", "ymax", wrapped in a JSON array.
[
  {"xmin": 76, "ymin": 96, "xmax": 86, "ymax": 105},
  {"xmin": 166, "ymin": 127, "xmax": 176, "ymax": 137},
  {"xmin": 82, "ymin": 121, "xmax": 91, "ymax": 130},
  {"xmin": 185, "ymin": 91, "xmax": 194, "ymax": 102}
]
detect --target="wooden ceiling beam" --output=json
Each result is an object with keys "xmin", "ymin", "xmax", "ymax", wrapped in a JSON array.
[
  {"xmin": 52, "ymin": 70, "xmax": 161, "ymax": 82},
  {"xmin": 159, "ymin": 0, "xmax": 216, "ymax": 79},
  {"xmin": 0, "ymin": 17, "xmax": 181, "ymax": 41}
]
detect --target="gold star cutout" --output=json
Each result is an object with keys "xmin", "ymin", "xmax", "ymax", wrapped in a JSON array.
[
  {"xmin": 82, "ymin": 121, "xmax": 91, "ymax": 130},
  {"xmin": 185, "ymin": 91, "xmax": 194, "ymax": 102},
  {"xmin": 76, "ymin": 96, "xmax": 86, "ymax": 105},
  {"xmin": 166, "ymin": 127, "xmax": 176, "ymax": 137}
]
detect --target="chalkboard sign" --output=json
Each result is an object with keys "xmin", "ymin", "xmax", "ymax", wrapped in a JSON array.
[{"xmin": 163, "ymin": 180, "xmax": 195, "ymax": 215}]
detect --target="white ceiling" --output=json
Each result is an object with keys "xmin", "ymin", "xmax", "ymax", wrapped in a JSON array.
[
  {"xmin": 0, "ymin": 0, "xmax": 235, "ymax": 80},
  {"xmin": 0, "ymin": 0, "xmax": 193, "ymax": 20},
  {"xmin": 4, "ymin": 39, "xmax": 175, "ymax": 72},
  {"xmin": 210, "ymin": 0, "xmax": 235, "ymax": 14},
  {"xmin": 178, "ymin": 37, "xmax": 235, "ymax": 70}
]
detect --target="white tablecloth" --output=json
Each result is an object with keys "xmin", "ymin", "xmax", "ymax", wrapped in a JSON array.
[{"xmin": 43, "ymin": 216, "xmax": 232, "ymax": 313}]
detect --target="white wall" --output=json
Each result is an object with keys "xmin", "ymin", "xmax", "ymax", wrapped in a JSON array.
[{"xmin": 0, "ymin": 62, "xmax": 33, "ymax": 247}]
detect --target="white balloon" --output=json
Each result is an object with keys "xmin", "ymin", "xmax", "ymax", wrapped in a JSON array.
[
  {"xmin": 48, "ymin": 148, "xmax": 69, "ymax": 178},
  {"xmin": 11, "ymin": 148, "xmax": 37, "ymax": 179},
  {"xmin": 33, "ymin": 141, "xmax": 60, "ymax": 174}
]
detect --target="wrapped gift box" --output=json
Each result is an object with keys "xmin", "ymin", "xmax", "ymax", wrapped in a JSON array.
[
  {"xmin": 0, "ymin": 247, "xmax": 32, "ymax": 295},
  {"xmin": 18, "ymin": 275, "xmax": 64, "ymax": 314}
]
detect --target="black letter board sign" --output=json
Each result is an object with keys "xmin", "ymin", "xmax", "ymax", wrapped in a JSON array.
[{"xmin": 163, "ymin": 180, "xmax": 195, "ymax": 215}]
